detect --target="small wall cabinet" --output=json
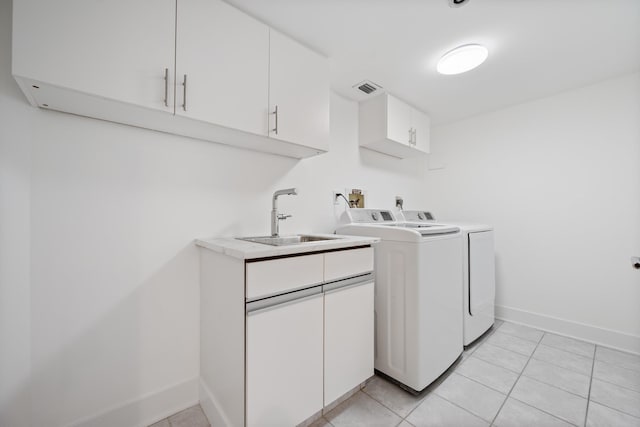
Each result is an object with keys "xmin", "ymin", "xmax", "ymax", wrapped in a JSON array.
[
  {"xmin": 359, "ymin": 93, "xmax": 431, "ymax": 158},
  {"xmin": 12, "ymin": 0, "xmax": 330, "ymax": 158},
  {"xmin": 198, "ymin": 244, "xmax": 374, "ymax": 426}
]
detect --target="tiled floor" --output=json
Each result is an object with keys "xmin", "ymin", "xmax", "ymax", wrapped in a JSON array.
[{"xmin": 154, "ymin": 320, "xmax": 640, "ymax": 427}]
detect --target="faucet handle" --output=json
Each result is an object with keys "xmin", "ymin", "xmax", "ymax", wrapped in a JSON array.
[{"xmin": 277, "ymin": 214, "xmax": 292, "ymax": 220}]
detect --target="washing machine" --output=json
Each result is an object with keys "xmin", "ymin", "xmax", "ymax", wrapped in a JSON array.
[
  {"xmin": 336, "ymin": 209, "xmax": 463, "ymax": 392},
  {"xmin": 400, "ymin": 210, "xmax": 495, "ymax": 347}
]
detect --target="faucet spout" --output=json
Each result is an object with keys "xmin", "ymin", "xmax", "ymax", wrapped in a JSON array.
[
  {"xmin": 271, "ymin": 188, "xmax": 298, "ymax": 236},
  {"xmin": 272, "ymin": 188, "xmax": 298, "ymax": 209}
]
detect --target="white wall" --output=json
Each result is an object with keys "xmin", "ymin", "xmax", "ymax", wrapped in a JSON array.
[
  {"xmin": 0, "ymin": 0, "xmax": 31, "ymax": 425},
  {"xmin": 426, "ymin": 72, "xmax": 640, "ymax": 353},
  {"xmin": 0, "ymin": 0, "xmax": 427, "ymax": 422}
]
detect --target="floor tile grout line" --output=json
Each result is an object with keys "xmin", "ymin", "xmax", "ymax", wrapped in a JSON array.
[
  {"xmin": 517, "ymin": 372, "xmax": 590, "ymax": 400},
  {"xmin": 480, "ymin": 339, "xmax": 538, "ymax": 358},
  {"xmin": 381, "ymin": 329, "xmax": 503, "ymax": 425},
  {"xmin": 589, "ymin": 374, "xmax": 640, "ymax": 394},
  {"xmin": 492, "ymin": 329, "xmax": 544, "ymax": 345},
  {"xmin": 583, "ymin": 344, "xmax": 597, "ymax": 427},
  {"xmin": 586, "ymin": 398, "xmax": 640, "ymax": 421},
  {"xmin": 489, "ymin": 330, "xmax": 546, "ymax": 426},
  {"xmin": 528, "ymin": 350, "xmax": 594, "ymax": 377},
  {"xmin": 359, "ymin": 386, "xmax": 423, "ymax": 420},
  {"xmin": 594, "ymin": 356, "xmax": 640, "ymax": 373},
  {"xmin": 428, "ymin": 386, "xmax": 497, "ymax": 424},
  {"xmin": 453, "ymin": 369, "xmax": 514, "ymax": 396},
  {"xmin": 470, "ymin": 346, "xmax": 531, "ymax": 374},
  {"xmin": 535, "ymin": 342, "xmax": 594, "ymax": 360},
  {"xmin": 506, "ymin": 395, "xmax": 583, "ymax": 426},
  {"xmin": 398, "ymin": 373, "xmax": 491, "ymax": 425},
  {"xmin": 538, "ymin": 342, "xmax": 595, "ymax": 359}
]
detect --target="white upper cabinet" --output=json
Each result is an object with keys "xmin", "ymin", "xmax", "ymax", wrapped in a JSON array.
[
  {"xmin": 175, "ymin": 0, "xmax": 269, "ymax": 135},
  {"xmin": 12, "ymin": 0, "xmax": 330, "ymax": 159},
  {"xmin": 269, "ymin": 29, "xmax": 330, "ymax": 152},
  {"xmin": 359, "ymin": 93, "xmax": 431, "ymax": 158},
  {"xmin": 411, "ymin": 107, "xmax": 431, "ymax": 153},
  {"xmin": 386, "ymin": 94, "xmax": 414, "ymax": 145},
  {"xmin": 12, "ymin": 0, "xmax": 175, "ymax": 113}
]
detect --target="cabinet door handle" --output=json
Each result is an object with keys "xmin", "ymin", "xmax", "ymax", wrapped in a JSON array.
[
  {"xmin": 163, "ymin": 68, "xmax": 169, "ymax": 107},
  {"xmin": 182, "ymin": 74, "xmax": 187, "ymax": 112},
  {"xmin": 272, "ymin": 105, "xmax": 278, "ymax": 135}
]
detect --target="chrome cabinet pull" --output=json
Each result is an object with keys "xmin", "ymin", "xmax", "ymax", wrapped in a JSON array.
[
  {"xmin": 272, "ymin": 105, "xmax": 278, "ymax": 135},
  {"xmin": 182, "ymin": 74, "xmax": 187, "ymax": 112},
  {"xmin": 163, "ymin": 68, "xmax": 169, "ymax": 107}
]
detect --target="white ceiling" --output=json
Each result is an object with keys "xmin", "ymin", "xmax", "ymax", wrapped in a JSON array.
[{"xmin": 225, "ymin": 0, "xmax": 640, "ymax": 125}]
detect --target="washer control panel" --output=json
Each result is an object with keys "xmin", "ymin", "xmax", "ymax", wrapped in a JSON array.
[
  {"xmin": 403, "ymin": 210, "xmax": 435, "ymax": 222},
  {"xmin": 346, "ymin": 209, "xmax": 397, "ymax": 224}
]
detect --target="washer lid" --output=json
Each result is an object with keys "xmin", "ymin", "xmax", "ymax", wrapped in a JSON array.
[{"xmin": 401, "ymin": 223, "xmax": 460, "ymax": 235}]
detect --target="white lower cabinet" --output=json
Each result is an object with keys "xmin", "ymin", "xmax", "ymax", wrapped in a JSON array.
[
  {"xmin": 324, "ymin": 281, "xmax": 375, "ymax": 404},
  {"xmin": 198, "ymin": 245, "xmax": 375, "ymax": 427},
  {"xmin": 246, "ymin": 294, "xmax": 324, "ymax": 427}
]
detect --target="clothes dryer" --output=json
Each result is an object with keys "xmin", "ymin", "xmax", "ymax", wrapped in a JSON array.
[{"xmin": 401, "ymin": 211, "xmax": 495, "ymax": 346}]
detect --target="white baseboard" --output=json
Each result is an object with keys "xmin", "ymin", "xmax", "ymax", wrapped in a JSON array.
[
  {"xmin": 67, "ymin": 377, "xmax": 199, "ymax": 427},
  {"xmin": 496, "ymin": 305, "xmax": 640, "ymax": 356},
  {"xmin": 199, "ymin": 378, "xmax": 236, "ymax": 427}
]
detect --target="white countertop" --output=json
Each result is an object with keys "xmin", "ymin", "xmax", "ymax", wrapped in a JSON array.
[{"xmin": 195, "ymin": 233, "xmax": 379, "ymax": 260}]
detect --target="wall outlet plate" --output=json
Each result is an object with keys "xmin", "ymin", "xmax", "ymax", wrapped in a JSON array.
[{"xmin": 332, "ymin": 190, "xmax": 342, "ymax": 205}]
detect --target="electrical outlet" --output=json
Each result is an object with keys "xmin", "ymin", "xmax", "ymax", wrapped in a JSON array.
[{"xmin": 332, "ymin": 190, "xmax": 342, "ymax": 205}]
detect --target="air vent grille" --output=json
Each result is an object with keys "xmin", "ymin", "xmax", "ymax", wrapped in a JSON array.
[
  {"xmin": 358, "ymin": 83, "xmax": 377, "ymax": 94},
  {"xmin": 352, "ymin": 80, "xmax": 383, "ymax": 97}
]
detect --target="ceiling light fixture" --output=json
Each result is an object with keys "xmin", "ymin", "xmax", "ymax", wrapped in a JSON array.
[{"xmin": 437, "ymin": 44, "xmax": 488, "ymax": 75}]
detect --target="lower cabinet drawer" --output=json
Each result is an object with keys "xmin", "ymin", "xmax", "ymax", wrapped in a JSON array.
[
  {"xmin": 324, "ymin": 247, "xmax": 374, "ymax": 282},
  {"xmin": 246, "ymin": 253, "xmax": 324, "ymax": 300},
  {"xmin": 246, "ymin": 293, "xmax": 324, "ymax": 427}
]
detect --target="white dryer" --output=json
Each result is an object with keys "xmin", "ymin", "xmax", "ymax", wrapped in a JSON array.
[
  {"xmin": 337, "ymin": 209, "xmax": 463, "ymax": 392},
  {"xmin": 401, "ymin": 211, "xmax": 496, "ymax": 347}
]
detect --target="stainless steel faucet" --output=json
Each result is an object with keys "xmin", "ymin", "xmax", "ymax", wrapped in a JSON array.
[{"xmin": 271, "ymin": 188, "xmax": 298, "ymax": 236}]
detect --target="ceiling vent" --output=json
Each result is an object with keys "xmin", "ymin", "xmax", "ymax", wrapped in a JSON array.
[
  {"xmin": 449, "ymin": 0, "xmax": 470, "ymax": 7},
  {"xmin": 352, "ymin": 80, "xmax": 383, "ymax": 96}
]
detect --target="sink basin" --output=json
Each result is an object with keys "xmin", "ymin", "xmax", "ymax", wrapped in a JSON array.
[{"xmin": 237, "ymin": 234, "xmax": 342, "ymax": 246}]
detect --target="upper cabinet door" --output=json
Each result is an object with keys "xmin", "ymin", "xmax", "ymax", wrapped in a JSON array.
[
  {"xmin": 12, "ymin": 0, "xmax": 175, "ymax": 113},
  {"xmin": 175, "ymin": 0, "xmax": 269, "ymax": 135},
  {"xmin": 269, "ymin": 29, "xmax": 330, "ymax": 152},
  {"xmin": 386, "ymin": 94, "xmax": 413, "ymax": 145},
  {"xmin": 411, "ymin": 108, "xmax": 431, "ymax": 153}
]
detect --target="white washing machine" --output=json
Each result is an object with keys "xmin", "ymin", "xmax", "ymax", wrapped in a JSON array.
[
  {"xmin": 401, "ymin": 210, "xmax": 496, "ymax": 347},
  {"xmin": 336, "ymin": 209, "xmax": 463, "ymax": 392}
]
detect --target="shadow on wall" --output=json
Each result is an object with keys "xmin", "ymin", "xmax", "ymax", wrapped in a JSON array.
[
  {"xmin": 21, "ymin": 244, "xmax": 200, "ymax": 427},
  {"xmin": 359, "ymin": 145, "xmax": 427, "ymax": 179}
]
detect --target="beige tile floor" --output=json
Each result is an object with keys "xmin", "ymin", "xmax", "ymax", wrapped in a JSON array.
[{"xmin": 152, "ymin": 320, "xmax": 640, "ymax": 427}]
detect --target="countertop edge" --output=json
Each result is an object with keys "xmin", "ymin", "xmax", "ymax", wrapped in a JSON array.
[{"xmin": 195, "ymin": 234, "xmax": 380, "ymax": 260}]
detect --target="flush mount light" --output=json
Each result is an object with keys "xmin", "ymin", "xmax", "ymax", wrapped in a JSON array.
[{"xmin": 437, "ymin": 44, "xmax": 488, "ymax": 75}]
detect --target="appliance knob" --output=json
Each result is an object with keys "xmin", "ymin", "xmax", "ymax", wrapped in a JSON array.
[
  {"xmin": 418, "ymin": 212, "xmax": 424, "ymax": 220},
  {"xmin": 371, "ymin": 212, "xmax": 378, "ymax": 221}
]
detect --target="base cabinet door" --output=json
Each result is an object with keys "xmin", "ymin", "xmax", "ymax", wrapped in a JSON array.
[
  {"xmin": 246, "ymin": 294, "xmax": 324, "ymax": 427},
  {"xmin": 324, "ymin": 281, "xmax": 375, "ymax": 405}
]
